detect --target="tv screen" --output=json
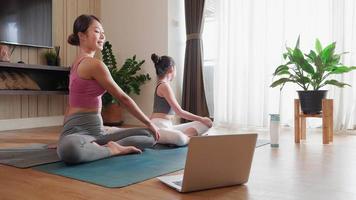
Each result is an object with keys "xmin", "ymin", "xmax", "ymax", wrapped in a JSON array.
[{"xmin": 0, "ymin": 0, "xmax": 52, "ymax": 48}]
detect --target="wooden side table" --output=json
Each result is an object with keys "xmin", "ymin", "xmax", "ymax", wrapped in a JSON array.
[{"xmin": 294, "ymin": 99, "xmax": 333, "ymax": 144}]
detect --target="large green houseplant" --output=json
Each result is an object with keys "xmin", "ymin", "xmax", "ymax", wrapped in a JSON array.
[
  {"xmin": 270, "ymin": 37, "xmax": 356, "ymax": 114},
  {"xmin": 101, "ymin": 41, "xmax": 151, "ymax": 125}
]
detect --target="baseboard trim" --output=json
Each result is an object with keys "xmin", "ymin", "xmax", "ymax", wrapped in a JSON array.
[{"xmin": 0, "ymin": 116, "xmax": 64, "ymax": 131}]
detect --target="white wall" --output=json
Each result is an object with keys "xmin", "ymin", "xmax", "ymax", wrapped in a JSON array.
[{"xmin": 101, "ymin": 0, "xmax": 185, "ymax": 125}]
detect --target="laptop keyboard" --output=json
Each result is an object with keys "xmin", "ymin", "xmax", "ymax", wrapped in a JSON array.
[{"xmin": 173, "ymin": 180, "xmax": 183, "ymax": 186}]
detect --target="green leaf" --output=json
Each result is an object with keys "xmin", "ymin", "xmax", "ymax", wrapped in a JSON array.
[
  {"xmin": 300, "ymin": 60, "xmax": 315, "ymax": 75},
  {"xmin": 296, "ymin": 76, "xmax": 311, "ymax": 85},
  {"xmin": 315, "ymin": 39, "xmax": 322, "ymax": 54},
  {"xmin": 330, "ymin": 54, "xmax": 341, "ymax": 65},
  {"xmin": 270, "ymin": 78, "xmax": 295, "ymax": 88},
  {"xmin": 294, "ymin": 35, "xmax": 300, "ymax": 49},
  {"xmin": 321, "ymin": 42, "xmax": 336, "ymax": 64},
  {"xmin": 292, "ymin": 48, "xmax": 304, "ymax": 61},
  {"xmin": 273, "ymin": 65, "xmax": 289, "ymax": 76},
  {"xmin": 324, "ymin": 79, "xmax": 351, "ymax": 88},
  {"xmin": 305, "ymin": 50, "xmax": 317, "ymax": 62},
  {"xmin": 283, "ymin": 53, "xmax": 288, "ymax": 60},
  {"xmin": 276, "ymin": 70, "xmax": 291, "ymax": 76},
  {"xmin": 293, "ymin": 48, "xmax": 315, "ymax": 74},
  {"xmin": 328, "ymin": 66, "xmax": 356, "ymax": 74}
]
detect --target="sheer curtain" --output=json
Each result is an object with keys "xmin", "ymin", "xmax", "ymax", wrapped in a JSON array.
[{"xmin": 208, "ymin": 0, "xmax": 356, "ymax": 131}]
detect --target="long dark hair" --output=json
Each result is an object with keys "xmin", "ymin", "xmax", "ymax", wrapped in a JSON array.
[
  {"xmin": 67, "ymin": 14, "xmax": 100, "ymax": 46},
  {"xmin": 151, "ymin": 53, "xmax": 175, "ymax": 77}
]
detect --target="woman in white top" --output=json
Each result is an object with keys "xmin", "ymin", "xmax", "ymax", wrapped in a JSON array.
[{"xmin": 150, "ymin": 53, "xmax": 212, "ymax": 146}]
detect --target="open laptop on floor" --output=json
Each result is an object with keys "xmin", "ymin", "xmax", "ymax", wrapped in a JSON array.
[{"xmin": 157, "ymin": 133, "xmax": 257, "ymax": 193}]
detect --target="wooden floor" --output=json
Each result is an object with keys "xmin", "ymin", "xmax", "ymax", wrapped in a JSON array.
[{"xmin": 1, "ymin": 126, "xmax": 356, "ymax": 200}]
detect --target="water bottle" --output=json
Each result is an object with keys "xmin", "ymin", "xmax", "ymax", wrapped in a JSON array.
[{"xmin": 269, "ymin": 114, "xmax": 280, "ymax": 147}]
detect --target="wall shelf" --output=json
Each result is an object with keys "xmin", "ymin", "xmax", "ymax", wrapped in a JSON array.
[
  {"xmin": 0, "ymin": 90, "xmax": 68, "ymax": 95},
  {"xmin": 0, "ymin": 61, "xmax": 70, "ymax": 71},
  {"xmin": 0, "ymin": 61, "xmax": 70, "ymax": 95}
]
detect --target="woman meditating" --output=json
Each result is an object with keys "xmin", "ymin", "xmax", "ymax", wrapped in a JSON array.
[
  {"xmin": 150, "ymin": 53, "xmax": 212, "ymax": 146},
  {"xmin": 57, "ymin": 15, "xmax": 160, "ymax": 164}
]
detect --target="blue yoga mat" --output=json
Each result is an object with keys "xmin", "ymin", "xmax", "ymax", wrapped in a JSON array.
[
  {"xmin": 33, "ymin": 139, "xmax": 269, "ymax": 188},
  {"xmin": 34, "ymin": 147, "xmax": 188, "ymax": 188}
]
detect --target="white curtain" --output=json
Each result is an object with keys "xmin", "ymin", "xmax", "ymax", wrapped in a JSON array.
[{"xmin": 208, "ymin": 0, "xmax": 356, "ymax": 131}]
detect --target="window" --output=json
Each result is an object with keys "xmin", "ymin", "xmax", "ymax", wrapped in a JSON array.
[{"xmin": 202, "ymin": 0, "xmax": 217, "ymax": 117}]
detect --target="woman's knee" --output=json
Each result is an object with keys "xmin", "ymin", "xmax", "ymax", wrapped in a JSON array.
[
  {"xmin": 117, "ymin": 129, "xmax": 156, "ymax": 149},
  {"xmin": 191, "ymin": 121, "xmax": 210, "ymax": 135},
  {"xmin": 174, "ymin": 134, "xmax": 189, "ymax": 146},
  {"xmin": 117, "ymin": 136, "xmax": 155, "ymax": 149},
  {"xmin": 158, "ymin": 129, "xmax": 189, "ymax": 146},
  {"xmin": 57, "ymin": 135, "xmax": 85, "ymax": 164}
]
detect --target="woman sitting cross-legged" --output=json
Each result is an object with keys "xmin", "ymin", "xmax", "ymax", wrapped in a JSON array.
[
  {"xmin": 150, "ymin": 53, "xmax": 212, "ymax": 146},
  {"xmin": 56, "ymin": 14, "xmax": 160, "ymax": 164}
]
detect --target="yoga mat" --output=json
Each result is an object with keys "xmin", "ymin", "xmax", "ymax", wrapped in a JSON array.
[
  {"xmin": 0, "ymin": 144, "xmax": 60, "ymax": 168},
  {"xmin": 33, "ymin": 139, "xmax": 270, "ymax": 188},
  {"xmin": 152, "ymin": 139, "xmax": 270, "ymax": 149},
  {"xmin": 35, "ymin": 147, "xmax": 188, "ymax": 188},
  {"xmin": 0, "ymin": 143, "xmax": 48, "ymax": 152}
]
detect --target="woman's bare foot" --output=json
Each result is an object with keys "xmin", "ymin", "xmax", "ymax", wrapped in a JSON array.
[
  {"xmin": 184, "ymin": 127, "xmax": 198, "ymax": 137},
  {"xmin": 107, "ymin": 141, "xmax": 142, "ymax": 156},
  {"xmin": 47, "ymin": 143, "xmax": 57, "ymax": 149}
]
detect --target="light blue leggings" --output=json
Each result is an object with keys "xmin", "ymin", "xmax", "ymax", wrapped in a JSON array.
[{"xmin": 57, "ymin": 112, "xmax": 155, "ymax": 164}]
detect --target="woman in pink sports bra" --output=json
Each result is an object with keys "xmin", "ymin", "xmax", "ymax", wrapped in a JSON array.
[{"xmin": 56, "ymin": 15, "xmax": 160, "ymax": 164}]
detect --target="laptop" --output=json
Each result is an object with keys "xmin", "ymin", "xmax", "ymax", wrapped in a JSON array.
[{"xmin": 157, "ymin": 133, "xmax": 257, "ymax": 193}]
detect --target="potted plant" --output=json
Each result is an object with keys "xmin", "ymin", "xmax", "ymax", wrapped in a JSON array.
[
  {"xmin": 44, "ymin": 49, "xmax": 57, "ymax": 66},
  {"xmin": 43, "ymin": 46, "xmax": 60, "ymax": 66},
  {"xmin": 270, "ymin": 36, "xmax": 356, "ymax": 114},
  {"xmin": 101, "ymin": 41, "xmax": 151, "ymax": 125}
]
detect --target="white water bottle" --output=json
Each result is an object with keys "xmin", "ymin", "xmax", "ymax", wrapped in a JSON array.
[{"xmin": 269, "ymin": 114, "xmax": 280, "ymax": 148}]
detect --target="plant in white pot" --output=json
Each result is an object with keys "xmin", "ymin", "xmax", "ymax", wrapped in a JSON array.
[
  {"xmin": 270, "ymin": 37, "xmax": 356, "ymax": 114},
  {"xmin": 101, "ymin": 41, "xmax": 151, "ymax": 125}
]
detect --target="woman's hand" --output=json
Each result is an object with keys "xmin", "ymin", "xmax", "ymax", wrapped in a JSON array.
[
  {"xmin": 147, "ymin": 122, "xmax": 160, "ymax": 141},
  {"xmin": 201, "ymin": 117, "xmax": 213, "ymax": 128}
]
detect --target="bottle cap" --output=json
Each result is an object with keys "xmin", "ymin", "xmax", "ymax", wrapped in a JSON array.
[{"xmin": 269, "ymin": 114, "xmax": 280, "ymax": 122}]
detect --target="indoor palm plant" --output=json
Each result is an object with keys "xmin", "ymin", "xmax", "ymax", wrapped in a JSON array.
[
  {"xmin": 270, "ymin": 37, "xmax": 356, "ymax": 114},
  {"xmin": 101, "ymin": 41, "xmax": 151, "ymax": 125}
]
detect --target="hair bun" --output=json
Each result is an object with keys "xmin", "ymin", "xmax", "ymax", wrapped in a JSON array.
[
  {"xmin": 67, "ymin": 33, "xmax": 80, "ymax": 46},
  {"xmin": 151, "ymin": 53, "xmax": 160, "ymax": 65}
]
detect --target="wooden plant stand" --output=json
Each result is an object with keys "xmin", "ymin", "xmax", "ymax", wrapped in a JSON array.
[{"xmin": 294, "ymin": 99, "xmax": 333, "ymax": 144}]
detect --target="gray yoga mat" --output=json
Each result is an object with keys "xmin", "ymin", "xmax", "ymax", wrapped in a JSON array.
[
  {"xmin": 0, "ymin": 144, "xmax": 60, "ymax": 168},
  {"xmin": 0, "ymin": 143, "xmax": 48, "ymax": 152},
  {"xmin": 33, "ymin": 139, "xmax": 270, "ymax": 188}
]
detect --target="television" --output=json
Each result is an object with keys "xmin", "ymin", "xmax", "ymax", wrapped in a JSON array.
[{"xmin": 0, "ymin": 0, "xmax": 52, "ymax": 48}]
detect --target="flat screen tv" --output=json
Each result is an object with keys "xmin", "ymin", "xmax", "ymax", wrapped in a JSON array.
[{"xmin": 0, "ymin": 0, "xmax": 52, "ymax": 48}]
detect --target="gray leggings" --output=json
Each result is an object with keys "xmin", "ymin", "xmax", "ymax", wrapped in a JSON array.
[{"xmin": 57, "ymin": 112, "xmax": 155, "ymax": 164}]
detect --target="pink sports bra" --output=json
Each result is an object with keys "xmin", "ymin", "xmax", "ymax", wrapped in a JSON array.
[{"xmin": 69, "ymin": 57, "xmax": 106, "ymax": 108}]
